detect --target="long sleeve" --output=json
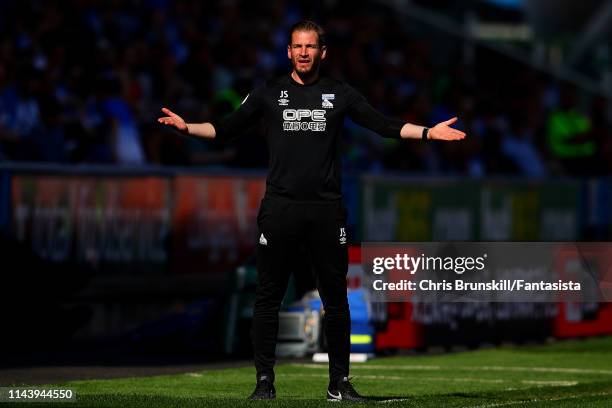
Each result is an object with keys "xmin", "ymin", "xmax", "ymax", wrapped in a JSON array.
[
  {"xmin": 344, "ymin": 84, "xmax": 404, "ymax": 139},
  {"xmin": 212, "ymin": 87, "xmax": 263, "ymax": 142}
]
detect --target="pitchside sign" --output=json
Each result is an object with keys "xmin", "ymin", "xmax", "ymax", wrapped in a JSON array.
[
  {"xmin": 10, "ymin": 173, "xmax": 266, "ymax": 275},
  {"xmin": 12, "ymin": 175, "xmax": 171, "ymax": 274},
  {"xmin": 360, "ymin": 176, "xmax": 580, "ymax": 241},
  {"xmin": 172, "ymin": 175, "xmax": 265, "ymax": 274}
]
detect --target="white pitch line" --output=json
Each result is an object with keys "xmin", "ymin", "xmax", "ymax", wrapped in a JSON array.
[
  {"xmin": 473, "ymin": 366, "xmax": 612, "ymax": 375},
  {"xmin": 377, "ymin": 398, "xmax": 412, "ymax": 403},
  {"xmin": 467, "ymin": 391, "xmax": 612, "ymax": 408},
  {"xmin": 286, "ymin": 373, "xmax": 405, "ymax": 380},
  {"xmin": 285, "ymin": 373, "xmax": 506, "ymax": 384},
  {"xmin": 291, "ymin": 363, "xmax": 612, "ymax": 375},
  {"xmin": 293, "ymin": 363, "xmax": 441, "ymax": 371},
  {"xmin": 285, "ymin": 372, "xmax": 583, "ymax": 386},
  {"xmin": 413, "ymin": 377, "xmax": 506, "ymax": 384},
  {"xmin": 521, "ymin": 380, "xmax": 578, "ymax": 386}
]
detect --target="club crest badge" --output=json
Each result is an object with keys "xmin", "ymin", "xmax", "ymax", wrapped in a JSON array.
[{"xmin": 322, "ymin": 93, "xmax": 335, "ymax": 109}]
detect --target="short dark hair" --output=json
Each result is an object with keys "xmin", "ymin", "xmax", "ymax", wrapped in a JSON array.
[{"xmin": 288, "ymin": 20, "xmax": 326, "ymax": 48}]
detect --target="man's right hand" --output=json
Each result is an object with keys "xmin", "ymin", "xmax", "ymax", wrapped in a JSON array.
[{"xmin": 158, "ymin": 107, "xmax": 189, "ymax": 134}]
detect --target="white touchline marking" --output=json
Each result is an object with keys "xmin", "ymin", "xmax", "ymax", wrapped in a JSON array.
[
  {"xmin": 292, "ymin": 363, "xmax": 441, "ymax": 371},
  {"xmin": 521, "ymin": 380, "xmax": 578, "ymax": 386},
  {"xmin": 286, "ymin": 373, "xmax": 580, "ymax": 386},
  {"xmin": 398, "ymin": 377, "xmax": 506, "ymax": 384},
  {"xmin": 287, "ymin": 373, "xmax": 405, "ymax": 380},
  {"xmin": 467, "ymin": 391, "xmax": 612, "ymax": 408},
  {"xmin": 283, "ymin": 373, "xmax": 578, "ymax": 387},
  {"xmin": 186, "ymin": 373, "xmax": 203, "ymax": 377},
  {"xmin": 290, "ymin": 363, "xmax": 612, "ymax": 375},
  {"xmin": 377, "ymin": 398, "xmax": 412, "ymax": 403},
  {"xmin": 474, "ymin": 366, "xmax": 612, "ymax": 375},
  {"xmin": 290, "ymin": 364, "xmax": 586, "ymax": 388},
  {"xmin": 427, "ymin": 377, "xmax": 505, "ymax": 384},
  {"xmin": 287, "ymin": 373, "xmax": 504, "ymax": 384}
]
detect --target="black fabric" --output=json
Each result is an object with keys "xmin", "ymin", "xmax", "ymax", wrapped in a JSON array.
[
  {"xmin": 213, "ymin": 73, "xmax": 403, "ymax": 383},
  {"xmin": 214, "ymin": 74, "xmax": 403, "ymax": 201},
  {"xmin": 252, "ymin": 195, "xmax": 350, "ymax": 382}
]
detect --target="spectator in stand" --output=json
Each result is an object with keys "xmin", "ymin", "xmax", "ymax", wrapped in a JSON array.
[
  {"xmin": 0, "ymin": 65, "xmax": 45, "ymax": 161},
  {"xmin": 0, "ymin": 0, "xmax": 609, "ymax": 176},
  {"xmin": 501, "ymin": 112, "xmax": 547, "ymax": 178},
  {"xmin": 98, "ymin": 74, "xmax": 146, "ymax": 165},
  {"xmin": 547, "ymin": 84, "xmax": 596, "ymax": 175}
]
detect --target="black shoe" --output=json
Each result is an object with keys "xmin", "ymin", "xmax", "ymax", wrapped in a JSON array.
[
  {"xmin": 327, "ymin": 377, "xmax": 367, "ymax": 402},
  {"xmin": 248, "ymin": 375, "xmax": 276, "ymax": 400}
]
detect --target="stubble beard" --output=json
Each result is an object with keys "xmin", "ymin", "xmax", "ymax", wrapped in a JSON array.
[{"xmin": 293, "ymin": 57, "xmax": 320, "ymax": 81}]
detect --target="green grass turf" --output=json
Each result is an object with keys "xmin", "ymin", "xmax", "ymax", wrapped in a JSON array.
[{"xmin": 8, "ymin": 336, "xmax": 612, "ymax": 407}]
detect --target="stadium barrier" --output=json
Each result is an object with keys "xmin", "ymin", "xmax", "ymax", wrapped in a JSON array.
[
  {"xmin": 1, "ymin": 163, "xmax": 610, "ymax": 347},
  {"xmin": 1, "ymin": 164, "xmax": 266, "ymax": 345}
]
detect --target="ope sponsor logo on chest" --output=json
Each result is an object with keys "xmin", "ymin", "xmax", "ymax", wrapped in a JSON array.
[{"xmin": 282, "ymin": 109, "xmax": 327, "ymax": 131}]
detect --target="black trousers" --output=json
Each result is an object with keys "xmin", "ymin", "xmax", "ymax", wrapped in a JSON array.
[{"xmin": 252, "ymin": 195, "xmax": 350, "ymax": 383}]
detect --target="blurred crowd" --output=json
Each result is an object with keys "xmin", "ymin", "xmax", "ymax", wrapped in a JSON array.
[{"xmin": 0, "ymin": 0, "xmax": 611, "ymax": 176}]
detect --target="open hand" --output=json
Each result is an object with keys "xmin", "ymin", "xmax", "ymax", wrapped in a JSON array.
[
  {"xmin": 429, "ymin": 117, "xmax": 466, "ymax": 141},
  {"xmin": 158, "ymin": 107, "xmax": 188, "ymax": 134}
]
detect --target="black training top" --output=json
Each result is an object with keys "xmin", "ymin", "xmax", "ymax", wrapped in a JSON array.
[{"xmin": 214, "ymin": 74, "xmax": 404, "ymax": 201}]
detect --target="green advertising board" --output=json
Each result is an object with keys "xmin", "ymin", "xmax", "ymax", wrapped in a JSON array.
[{"xmin": 361, "ymin": 176, "xmax": 580, "ymax": 241}]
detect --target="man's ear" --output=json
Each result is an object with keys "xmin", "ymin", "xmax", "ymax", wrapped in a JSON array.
[
  {"xmin": 321, "ymin": 46, "xmax": 327, "ymax": 60},
  {"xmin": 287, "ymin": 45, "xmax": 291, "ymax": 60}
]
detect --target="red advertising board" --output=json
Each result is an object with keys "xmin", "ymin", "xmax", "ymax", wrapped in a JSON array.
[
  {"xmin": 349, "ymin": 246, "xmax": 424, "ymax": 350},
  {"xmin": 554, "ymin": 244, "xmax": 612, "ymax": 337},
  {"xmin": 171, "ymin": 175, "xmax": 266, "ymax": 274},
  {"xmin": 12, "ymin": 175, "xmax": 171, "ymax": 274},
  {"xmin": 11, "ymin": 173, "xmax": 266, "ymax": 276}
]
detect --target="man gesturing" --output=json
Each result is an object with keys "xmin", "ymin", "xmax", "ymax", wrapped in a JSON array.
[{"xmin": 159, "ymin": 21, "xmax": 465, "ymax": 402}]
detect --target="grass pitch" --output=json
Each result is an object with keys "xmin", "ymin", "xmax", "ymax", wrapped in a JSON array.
[{"xmin": 11, "ymin": 336, "xmax": 612, "ymax": 407}]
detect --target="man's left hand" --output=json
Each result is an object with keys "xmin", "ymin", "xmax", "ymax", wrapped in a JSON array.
[{"xmin": 429, "ymin": 117, "xmax": 466, "ymax": 141}]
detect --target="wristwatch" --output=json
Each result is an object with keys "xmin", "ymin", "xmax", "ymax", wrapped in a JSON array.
[{"xmin": 422, "ymin": 127, "xmax": 429, "ymax": 140}]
